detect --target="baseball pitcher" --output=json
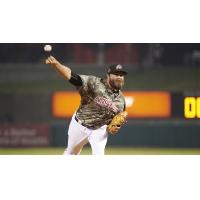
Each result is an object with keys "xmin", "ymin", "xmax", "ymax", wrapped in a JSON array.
[{"xmin": 45, "ymin": 56, "xmax": 128, "ymax": 155}]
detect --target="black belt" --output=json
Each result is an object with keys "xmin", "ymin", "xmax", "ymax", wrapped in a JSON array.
[{"xmin": 74, "ymin": 115, "xmax": 95, "ymax": 129}]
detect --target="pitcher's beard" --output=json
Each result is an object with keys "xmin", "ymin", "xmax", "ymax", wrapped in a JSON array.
[{"xmin": 109, "ymin": 79, "xmax": 124, "ymax": 90}]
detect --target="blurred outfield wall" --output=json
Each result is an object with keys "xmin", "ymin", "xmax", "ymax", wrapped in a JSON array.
[
  {"xmin": 1, "ymin": 92, "xmax": 200, "ymax": 148},
  {"xmin": 0, "ymin": 63, "xmax": 199, "ymax": 91}
]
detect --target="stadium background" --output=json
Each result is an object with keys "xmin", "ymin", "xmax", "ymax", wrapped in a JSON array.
[{"xmin": 0, "ymin": 43, "xmax": 200, "ymax": 154}]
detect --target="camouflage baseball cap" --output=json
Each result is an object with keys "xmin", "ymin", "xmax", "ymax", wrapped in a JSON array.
[{"xmin": 107, "ymin": 64, "xmax": 127, "ymax": 75}]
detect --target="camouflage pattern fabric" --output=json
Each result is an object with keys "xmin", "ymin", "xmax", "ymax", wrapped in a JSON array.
[{"xmin": 75, "ymin": 75, "xmax": 126, "ymax": 129}]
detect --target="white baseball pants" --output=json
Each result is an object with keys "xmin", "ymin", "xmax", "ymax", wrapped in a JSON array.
[{"xmin": 63, "ymin": 114, "xmax": 108, "ymax": 155}]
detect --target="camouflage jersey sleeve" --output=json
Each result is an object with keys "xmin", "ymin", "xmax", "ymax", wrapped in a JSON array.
[{"xmin": 75, "ymin": 75, "xmax": 126, "ymax": 129}]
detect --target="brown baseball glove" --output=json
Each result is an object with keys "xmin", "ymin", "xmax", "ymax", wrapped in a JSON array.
[{"xmin": 107, "ymin": 111, "xmax": 128, "ymax": 134}]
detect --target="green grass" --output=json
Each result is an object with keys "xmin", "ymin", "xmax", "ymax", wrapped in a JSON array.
[{"xmin": 1, "ymin": 147, "xmax": 200, "ymax": 155}]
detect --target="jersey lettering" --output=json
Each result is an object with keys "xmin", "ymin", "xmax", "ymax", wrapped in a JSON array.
[{"xmin": 94, "ymin": 96, "xmax": 118, "ymax": 113}]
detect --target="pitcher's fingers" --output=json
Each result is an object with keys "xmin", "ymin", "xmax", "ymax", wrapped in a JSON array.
[
  {"xmin": 45, "ymin": 59, "xmax": 50, "ymax": 64},
  {"xmin": 49, "ymin": 56, "xmax": 56, "ymax": 61}
]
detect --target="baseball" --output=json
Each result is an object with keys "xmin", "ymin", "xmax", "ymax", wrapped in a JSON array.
[{"xmin": 44, "ymin": 44, "xmax": 52, "ymax": 52}]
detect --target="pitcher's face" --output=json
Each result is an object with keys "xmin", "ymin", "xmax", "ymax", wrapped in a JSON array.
[{"xmin": 107, "ymin": 73, "xmax": 125, "ymax": 90}]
